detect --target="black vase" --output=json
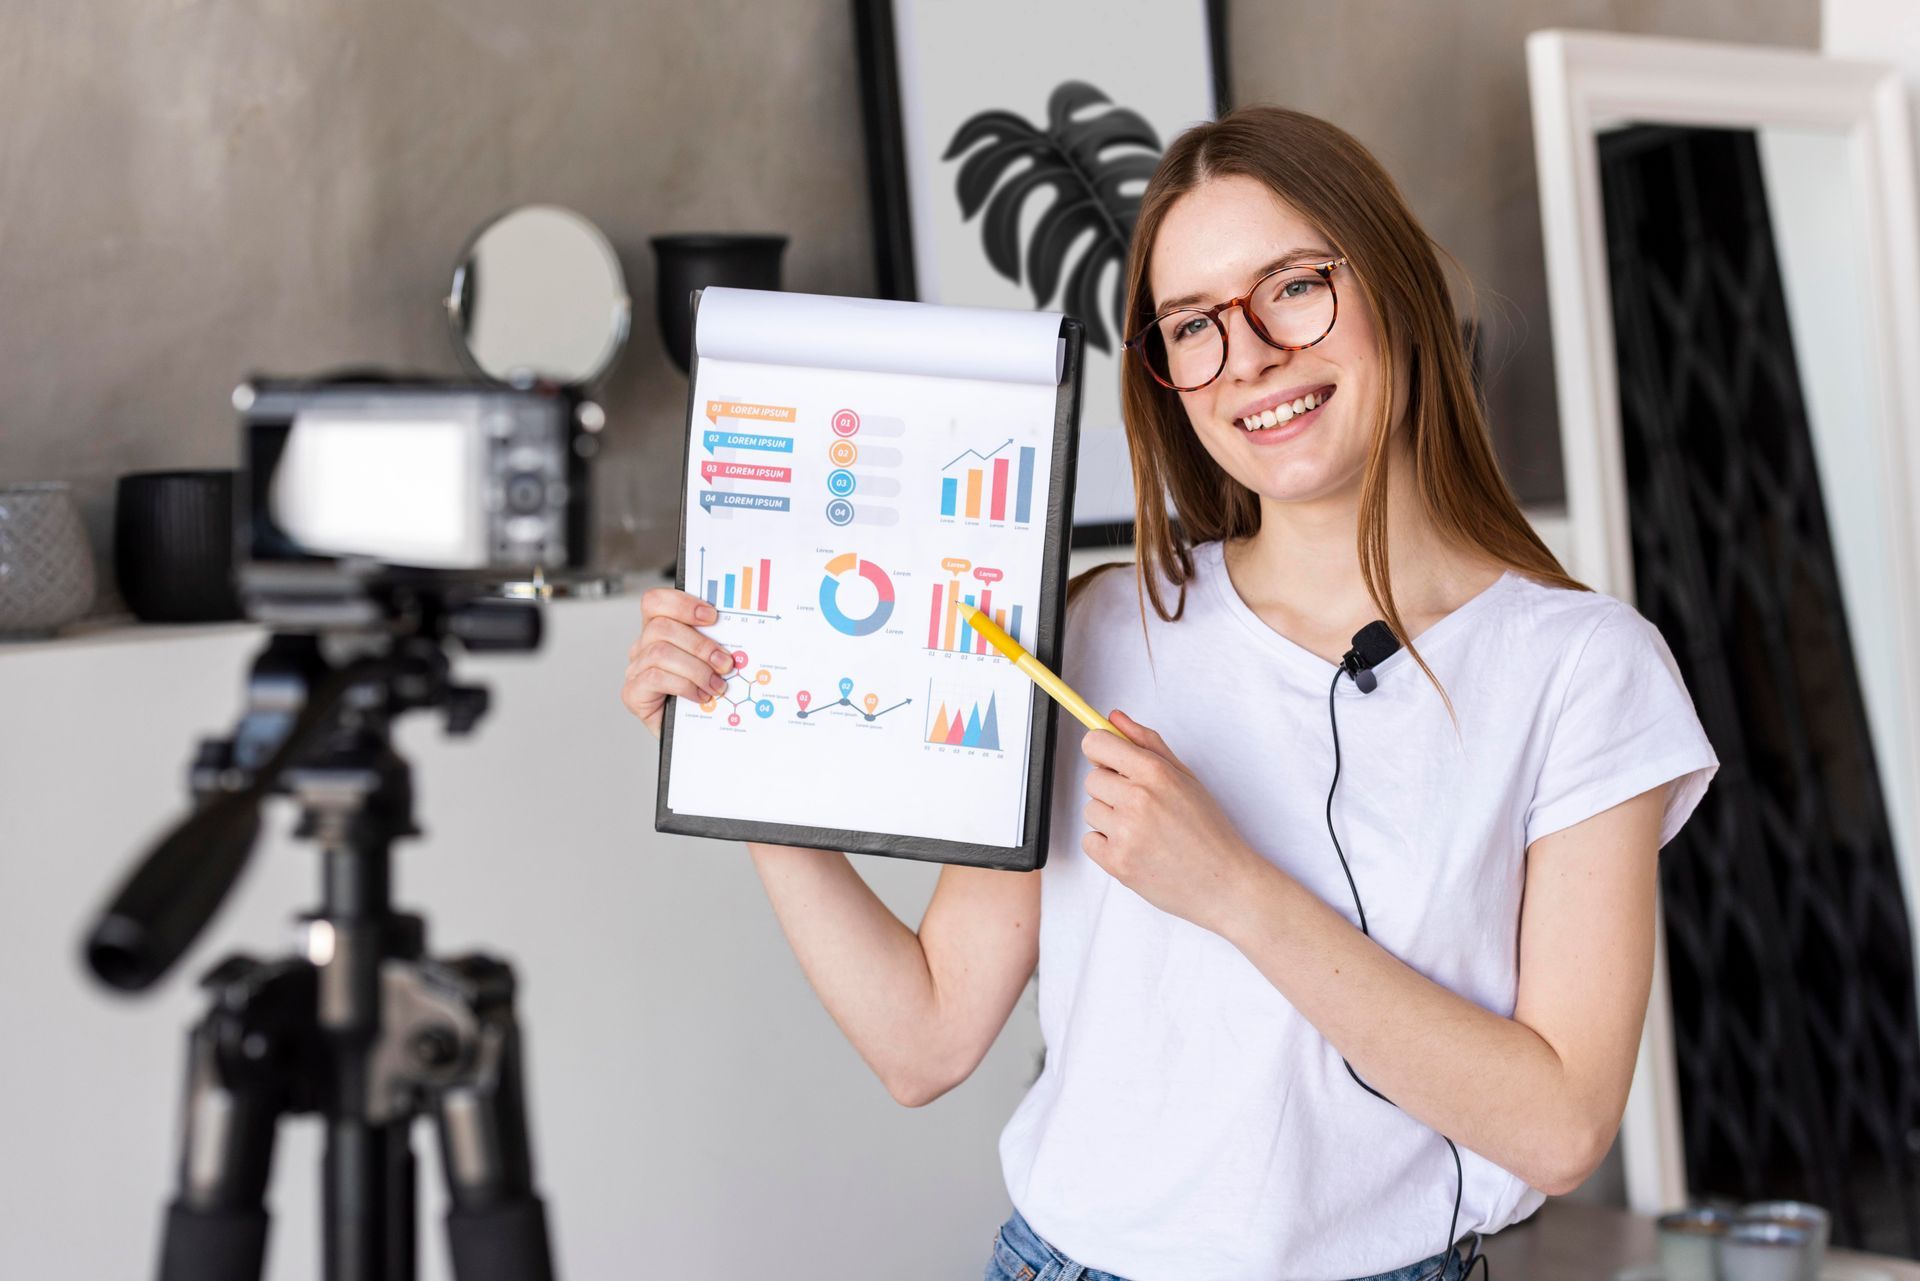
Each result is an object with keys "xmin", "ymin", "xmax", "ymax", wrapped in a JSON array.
[
  {"xmin": 114, "ymin": 469, "xmax": 243, "ymax": 622},
  {"xmin": 650, "ymin": 234, "xmax": 787, "ymax": 373}
]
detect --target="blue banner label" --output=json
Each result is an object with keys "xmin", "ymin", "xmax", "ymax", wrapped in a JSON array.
[{"xmin": 700, "ymin": 491, "xmax": 792, "ymax": 513}]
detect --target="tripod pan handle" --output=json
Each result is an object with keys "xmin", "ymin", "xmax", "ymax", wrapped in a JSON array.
[{"xmin": 85, "ymin": 794, "xmax": 262, "ymax": 992}]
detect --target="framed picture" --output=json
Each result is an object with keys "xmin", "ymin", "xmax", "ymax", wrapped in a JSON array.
[{"xmin": 854, "ymin": 0, "xmax": 1230, "ymax": 544}]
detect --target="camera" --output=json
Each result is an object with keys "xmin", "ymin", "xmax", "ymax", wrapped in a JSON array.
[{"xmin": 233, "ymin": 374, "xmax": 603, "ymax": 631}]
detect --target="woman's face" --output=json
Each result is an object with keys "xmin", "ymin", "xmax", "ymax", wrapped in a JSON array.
[{"xmin": 1146, "ymin": 174, "xmax": 1402, "ymax": 506}]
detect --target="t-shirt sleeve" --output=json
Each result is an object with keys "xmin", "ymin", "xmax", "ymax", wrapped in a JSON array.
[{"xmin": 1525, "ymin": 603, "xmax": 1720, "ymax": 850}]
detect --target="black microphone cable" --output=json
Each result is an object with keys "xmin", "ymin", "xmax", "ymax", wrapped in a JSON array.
[{"xmin": 1325, "ymin": 646, "xmax": 1488, "ymax": 1281}]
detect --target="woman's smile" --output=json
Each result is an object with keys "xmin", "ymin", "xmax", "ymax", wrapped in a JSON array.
[{"xmin": 1233, "ymin": 382, "xmax": 1336, "ymax": 445}]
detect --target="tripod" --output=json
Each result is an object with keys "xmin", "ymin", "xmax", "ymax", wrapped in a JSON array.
[{"xmin": 86, "ymin": 614, "xmax": 558, "ymax": 1281}]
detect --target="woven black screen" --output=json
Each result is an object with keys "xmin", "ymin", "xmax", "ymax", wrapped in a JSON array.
[{"xmin": 1597, "ymin": 122, "xmax": 1920, "ymax": 1254}]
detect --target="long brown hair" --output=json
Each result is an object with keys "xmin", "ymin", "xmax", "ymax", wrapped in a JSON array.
[{"xmin": 1110, "ymin": 105, "xmax": 1585, "ymax": 709}]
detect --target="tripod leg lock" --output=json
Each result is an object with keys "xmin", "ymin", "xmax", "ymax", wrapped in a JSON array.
[
  {"xmin": 399, "ymin": 955, "xmax": 558, "ymax": 1281},
  {"xmin": 158, "ymin": 957, "xmax": 312, "ymax": 1281}
]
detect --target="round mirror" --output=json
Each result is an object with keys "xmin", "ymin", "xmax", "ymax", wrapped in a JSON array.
[{"xmin": 447, "ymin": 204, "xmax": 631, "ymax": 388}]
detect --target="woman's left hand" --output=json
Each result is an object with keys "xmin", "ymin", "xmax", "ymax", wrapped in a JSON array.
[{"xmin": 1080, "ymin": 710, "xmax": 1268, "ymax": 937}]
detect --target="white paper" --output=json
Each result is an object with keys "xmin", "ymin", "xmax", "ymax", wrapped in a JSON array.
[
  {"xmin": 666, "ymin": 290, "xmax": 1064, "ymax": 849},
  {"xmin": 696, "ymin": 286, "xmax": 1065, "ymax": 385}
]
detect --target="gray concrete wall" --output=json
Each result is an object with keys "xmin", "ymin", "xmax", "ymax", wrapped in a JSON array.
[
  {"xmin": 0, "ymin": 0, "xmax": 877, "ymax": 615},
  {"xmin": 0, "ymin": 0, "xmax": 1817, "ymax": 617}
]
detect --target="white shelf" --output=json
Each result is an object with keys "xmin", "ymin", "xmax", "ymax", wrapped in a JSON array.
[{"xmin": 0, "ymin": 505, "xmax": 1573, "ymax": 663}]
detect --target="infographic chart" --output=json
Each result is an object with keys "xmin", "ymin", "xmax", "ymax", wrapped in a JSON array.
[
  {"xmin": 924, "ymin": 680, "xmax": 1005, "ymax": 753},
  {"xmin": 817, "ymin": 552, "xmax": 896, "ymax": 637},
  {"xmin": 668, "ymin": 325, "xmax": 1062, "ymax": 851},
  {"xmin": 695, "ymin": 649, "xmax": 779, "ymax": 727},
  {"xmin": 927, "ymin": 556, "xmax": 1023, "ymax": 655},
  {"xmin": 822, "ymin": 407, "xmax": 906, "ymax": 529},
  {"xmin": 795, "ymin": 676, "xmax": 912, "ymax": 725},
  {"xmin": 699, "ymin": 548, "xmax": 776, "ymax": 617},
  {"xmin": 698, "ymin": 400, "xmax": 796, "ymax": 518},
  {"xmin": 939, "ymin": 440, "xmax": 1037, "ymax": 526}
]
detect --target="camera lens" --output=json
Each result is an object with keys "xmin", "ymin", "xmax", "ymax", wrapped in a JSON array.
[{"xmin": 506, "ymin": 473, "xmax": 546, "ymax": 514}]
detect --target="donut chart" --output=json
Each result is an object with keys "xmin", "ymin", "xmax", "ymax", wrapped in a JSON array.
[{"xmin": 818, "ymin": 552, "xmax": 895, "ymax": 636}]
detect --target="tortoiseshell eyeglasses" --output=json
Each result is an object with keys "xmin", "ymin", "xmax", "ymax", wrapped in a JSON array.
[{"xmin": 1124, "ymin": 257, "xmax": 1348, "ymax": 391}]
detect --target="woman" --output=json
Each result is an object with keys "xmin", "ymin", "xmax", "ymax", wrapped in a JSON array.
[{"xmin": 622, "ymin": 106, "xmax": 1718, "ymax": 1281}]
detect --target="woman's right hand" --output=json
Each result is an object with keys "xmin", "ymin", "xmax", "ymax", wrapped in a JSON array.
[{"xmin": 622, "ymin": 587, "xmax": 738, "ymax": 740}]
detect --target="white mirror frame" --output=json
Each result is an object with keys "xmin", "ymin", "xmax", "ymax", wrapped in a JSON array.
[{"xmin": 1527, "ymin": 28, "xmax": 1920, "ymax": 1214}]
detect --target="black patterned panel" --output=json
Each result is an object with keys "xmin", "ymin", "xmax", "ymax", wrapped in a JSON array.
[{"xmin": 1599, "ymin": 123, "xmax": 1920, "ymax": 1255}]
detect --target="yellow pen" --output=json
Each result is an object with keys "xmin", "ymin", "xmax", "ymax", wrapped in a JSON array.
[{"xmin": 956, "ymin": 601, "xmax": 1120, "ymax": 736}]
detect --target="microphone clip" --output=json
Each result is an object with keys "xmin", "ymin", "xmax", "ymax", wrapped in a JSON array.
[{"xmin": 1339, "ymin": 620, "xmax": 1402, "ymax": 695}]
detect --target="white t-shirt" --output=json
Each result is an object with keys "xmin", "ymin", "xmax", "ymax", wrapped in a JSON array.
[{"xmin": 997, "ymin": 540, "xmax": 1720, "ymax": 1281}]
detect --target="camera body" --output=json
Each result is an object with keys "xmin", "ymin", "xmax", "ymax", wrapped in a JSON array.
[{"xmin": 235, "ymin": 376, "xmax": 598, "ymax": 629}]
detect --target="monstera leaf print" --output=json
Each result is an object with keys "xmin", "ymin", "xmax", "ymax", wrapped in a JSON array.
[{"xmin": 943, "ymin": 82, "xmax": 1162, "ymax": 353}]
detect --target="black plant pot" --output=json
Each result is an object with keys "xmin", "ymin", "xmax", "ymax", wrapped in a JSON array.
[
  {"xmin": 650, "ymin": 234, "xmax": 787, "ymax": 373},
  {"xmin": 114, "ymin": 469, "xmax": 243, "ymax": 622}
]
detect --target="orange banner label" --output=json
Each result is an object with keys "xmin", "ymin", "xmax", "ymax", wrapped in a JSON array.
[{"xmin": 705, "ymin": 400, "xmax": 796, "ymax": 424}]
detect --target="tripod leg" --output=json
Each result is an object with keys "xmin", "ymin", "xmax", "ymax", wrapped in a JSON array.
[
  {"xmin": 326, "ymin": 1115, "xmax": 418, "ymax": 1281},
  {"xmin": 157, "ymin": 1016, "xmax": 279, "ymax": 1281},
  {"xmin": 433, "ymin": 1004, "xmax": 556, "ymax": 1281},
  {"xmin": 387, "ymin": 1119, "xmax": 417, "ymax": 1281},
  {"xmin": 319, "ymin": 1114, "xmax": 419, "ymax": 1281}
]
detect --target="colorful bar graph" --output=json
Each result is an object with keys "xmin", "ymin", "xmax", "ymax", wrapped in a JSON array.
[
  {"xmin": 700, "ymin": 554, "xmax": 775, "ymax": 615},
  {"xmin": 927, "ymin": 571, "xmax": 1024, "ymax": 655},
  {"xmin": 938, "ymin": 442, "xmax": 1036, "ymax": 526}
]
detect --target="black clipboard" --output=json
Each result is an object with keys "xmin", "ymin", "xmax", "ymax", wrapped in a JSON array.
[{"xmin": 654, "ymin": 288, "xmax": 1085, "ymax": 871}]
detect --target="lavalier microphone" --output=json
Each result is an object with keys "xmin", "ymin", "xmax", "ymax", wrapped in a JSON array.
[{"xmin": 1339, "ymin": 620, "xmax": 1402, "ymax": 693}]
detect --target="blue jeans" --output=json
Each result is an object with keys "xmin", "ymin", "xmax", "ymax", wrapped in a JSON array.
[{"xmin": 983, "ymin": 1206, "xmax": 1477, "ymax": 1281}]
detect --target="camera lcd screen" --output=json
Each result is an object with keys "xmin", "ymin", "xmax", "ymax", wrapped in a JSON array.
[
  {"xmin": 271, "ymin": 408, "xmax": 488, "ymax": 569},
  {"xmin": 240, "ymin": 380, "xmax": 582, "ymax": 588}
]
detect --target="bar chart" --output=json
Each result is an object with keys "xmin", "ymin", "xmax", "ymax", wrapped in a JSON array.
[
  {"xmin": 925, "ymin": 557, "xmax": 1022, "ymax": 656},
  {"xmin": 699, "ymin": 548, "xmax": 775, "ymax": 616},
  {"xmin": 938, "ymin": 440, "xmax": 1037, "ymax": 526}
]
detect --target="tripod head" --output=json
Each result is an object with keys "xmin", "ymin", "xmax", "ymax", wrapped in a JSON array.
[{"xmin": 83, "ymin": 589, "xmax": 540, "ymax": 994}]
